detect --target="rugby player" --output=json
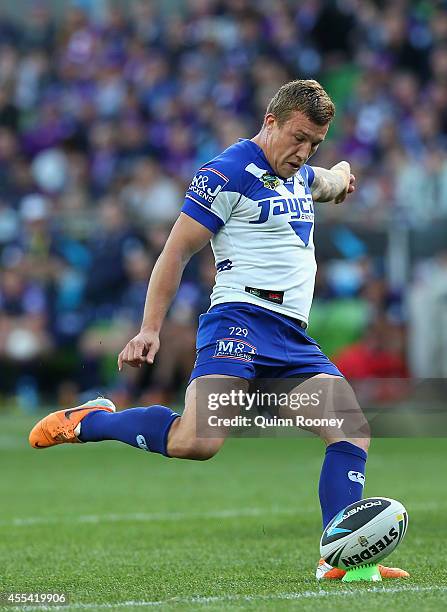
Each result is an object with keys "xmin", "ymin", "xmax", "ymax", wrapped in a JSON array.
[{"xmin": 29, "ymin": 80, "xmax": 408, "ymax": 580}]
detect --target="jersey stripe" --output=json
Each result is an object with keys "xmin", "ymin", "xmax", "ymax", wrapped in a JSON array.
[
  {"xmin": 184, "ymin": 194, "xmax": 224, "ymax": 220},
  {"xmin": 201, "ymin": 167, "xmax": 229, "ymax": 181}
]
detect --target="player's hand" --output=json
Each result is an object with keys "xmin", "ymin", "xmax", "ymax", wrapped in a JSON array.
[
  {"xmin": 332, "ymin": 161, "xmax": 355, "ymax": 204},
  {"xmin": 334, "ymin": 172, "xmax": 356, "ymax": 204},
  {"xmin": 347, "ymin": 173, "xmax": 356, "ymax": 195},
  {"xmin": 117, "ymin": 329, "xmax": 160, "ymax": 371}
]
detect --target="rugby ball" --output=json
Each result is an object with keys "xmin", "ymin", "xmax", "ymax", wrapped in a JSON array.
[{"xmin": 320, "ymin": 497, "xmax": 408, "ymax": 569}]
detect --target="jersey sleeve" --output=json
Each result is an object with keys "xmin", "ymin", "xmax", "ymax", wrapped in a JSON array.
[
  {"xmin": 181, "ymin": 165, "xmax": 237, "ymax": 233},
  {"xmin": 302, "ymin": 164, "xmax": 315, "ymax": 188}
]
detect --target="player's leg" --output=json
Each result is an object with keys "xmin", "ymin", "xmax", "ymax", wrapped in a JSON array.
[
  {"xmin": 309, "ymin": 374, "xmax": 370, "ymax": 528},
  {"xmin": 281, "ymin": 373, "xmax": 370, "ymax": 526},
  {"xmin": 274, "ymin": 317, "xmax": 371, "ymax": 530},
  {"xmin": 285, "ymin": 373, "xmax": 408, "ymax": 579},
  {"xmin": 29, "ymin": 374, "xmax": 247, "ymax": 461},
  {"xmin": 314, "ymin": 374, "xmax": 408, "ymax": 579},
  {"xmin": 167, "ymin": 374, "xmax": 249, "ymax": 459}
]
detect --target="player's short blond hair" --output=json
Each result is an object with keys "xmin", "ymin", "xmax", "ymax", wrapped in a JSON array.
[{"xmin": 266, "ymin": 79, "xmax": 335, "ymax": 126}]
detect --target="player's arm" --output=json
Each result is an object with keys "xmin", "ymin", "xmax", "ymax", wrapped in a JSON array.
[
  {"xmin": 310, "ymin": 161, "xmax": 355, "ymax": 204},
  {"xmin": 118, "ymin": 213, "xmax": 212, "ymax": 370}
]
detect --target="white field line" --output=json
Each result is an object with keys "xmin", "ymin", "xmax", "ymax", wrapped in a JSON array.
[
  {"xmin": 6, "ymin": 586, "xmax": 447, "ymax": 612},
  {"xmin": 0, "ymin": 500, "xmax": 444, "ymax": 529},
  {"xmin": 0, "ymin": 506, "xmax": 307, "ymax": 528}
]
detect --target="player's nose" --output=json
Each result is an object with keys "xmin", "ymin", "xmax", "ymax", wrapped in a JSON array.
[{"xmin": 296, "ymin": 142, "xmax": 312, "ymax": 161}]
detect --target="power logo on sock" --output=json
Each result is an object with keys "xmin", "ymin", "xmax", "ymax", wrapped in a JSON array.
[
  {"xmin": 348, "ymin": 470, "xmax": 365, "ymax": 486},
  {"xmin": 136, "ymin": 434, "xmax": 149, "ymax": 451}
]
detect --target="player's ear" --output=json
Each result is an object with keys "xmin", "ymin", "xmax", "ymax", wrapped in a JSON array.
[{"xmin": 264, "ymin": 113, "xmax": 276, "ymax": 131}]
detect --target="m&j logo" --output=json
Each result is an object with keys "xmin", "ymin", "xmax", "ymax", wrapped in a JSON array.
[
  {"xmin": 187, "ymin": 167, "xmax": 229, "ymax": 205},
  {"xmin": 213, "ymin": 338, "xmax": 257, "ymax": 362}
]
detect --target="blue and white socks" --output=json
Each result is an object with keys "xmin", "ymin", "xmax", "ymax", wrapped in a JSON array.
[
  {"xmin": 78, "ymin": 405, "xmax": 180, "ymax": 456},
  {"xmin": 319, "ymin": 441, "xmax": 367, "ymax": 528}
]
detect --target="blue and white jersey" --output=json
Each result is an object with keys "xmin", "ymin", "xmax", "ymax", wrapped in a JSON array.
[{"xmin": 181, "ymin": 139, "xmax": 317, "ymax": 323}]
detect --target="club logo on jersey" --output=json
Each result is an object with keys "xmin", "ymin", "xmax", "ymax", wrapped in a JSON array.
[
  {"xmin": 187, "ymin": 167, "xmax": 229, "ymax": 205},
  {"xmin": 260, "ymin": 173, "xmax": 281, "ymax": 190},
  {"xmin": 213, "ymin": 338, "xmax": 257, "ymax": 362}
]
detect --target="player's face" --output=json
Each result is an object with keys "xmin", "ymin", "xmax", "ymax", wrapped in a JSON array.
[{"xmin": 264, "ymin": 111, "xmax": 329, "ymax": 178}]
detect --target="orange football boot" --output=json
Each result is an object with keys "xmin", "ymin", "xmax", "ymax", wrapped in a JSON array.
[
  {"xmin": 316, "ymin": 559, "xmax": 409, "ymax": 580},
  {"xmin": 29, "ymin": 397, "xmax": 116, "ymax": 449}
]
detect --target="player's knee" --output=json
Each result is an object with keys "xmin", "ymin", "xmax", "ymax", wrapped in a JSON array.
[
  {"xmin": 352, "ymin": 436, "xmax": 370, "ymax": 453},
  {"xmin": 349, "ymin": 420, "xmax": 371, "ymax": 452}
]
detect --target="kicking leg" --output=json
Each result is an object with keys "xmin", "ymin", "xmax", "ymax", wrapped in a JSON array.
[
  {"xmin": 166, "ymin": 375, "xmax": 248, "ymax": 459},
  {"xmin": 29, "ymin": 375, "xmax": 247, "ymax": 461}
]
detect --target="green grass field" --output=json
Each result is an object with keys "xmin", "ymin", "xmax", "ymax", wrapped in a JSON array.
[{"xmin": 1, "ymin": 413, "xmax": 446, "ymax": 611}]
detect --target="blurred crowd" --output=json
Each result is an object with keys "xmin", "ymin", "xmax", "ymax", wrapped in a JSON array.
[{"xmin": 1, "ymin": 0, "xmax": 447, "ymax": 406}]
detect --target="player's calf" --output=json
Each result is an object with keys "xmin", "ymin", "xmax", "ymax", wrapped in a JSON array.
[{"xmin": 292, "ymin": 374, "xmax": 371, "ymax": 530}]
